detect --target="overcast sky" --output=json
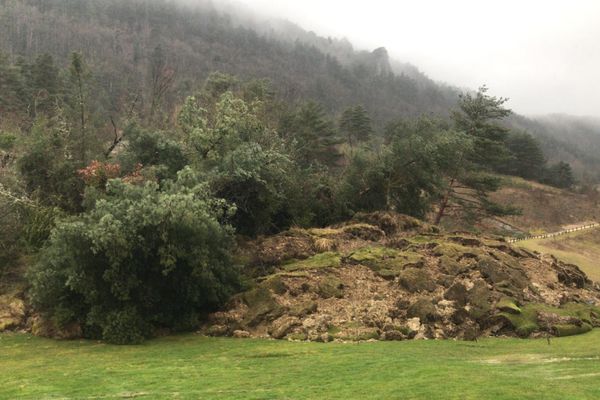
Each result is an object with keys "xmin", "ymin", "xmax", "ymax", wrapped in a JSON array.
[{"xmin": 236, "ymin": 0, "xmax": 600, "ymax": 118}]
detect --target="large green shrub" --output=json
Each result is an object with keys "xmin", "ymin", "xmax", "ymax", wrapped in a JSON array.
[{"xmin": 28, "ymin": 168, "xmax": 240, "ymax": 343}]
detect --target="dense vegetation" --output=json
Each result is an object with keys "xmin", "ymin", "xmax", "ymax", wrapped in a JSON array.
[{"xmin": 0, "ymin": 0, "xmax": 587, "ymax": 343}]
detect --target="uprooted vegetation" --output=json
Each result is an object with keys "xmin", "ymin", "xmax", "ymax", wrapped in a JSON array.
[{"xmin": 206, "ymin": 212, "xmax": 600, "ymax": 342}]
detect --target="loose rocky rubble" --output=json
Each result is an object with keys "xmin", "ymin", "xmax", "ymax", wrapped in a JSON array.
[
  {"xmin": 2, "ymin": 212, "xmax": 599, "ymax": 342},
  {"xmin": 204, "ymin": 212, "xmax": 600, "ymax": 342}
]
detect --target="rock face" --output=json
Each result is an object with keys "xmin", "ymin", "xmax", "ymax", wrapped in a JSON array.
[
  {"xmin": 0, "ymin": 295, "xmax": 26, "ymax": 331},
  {"xmin": 204, "ymin": 212, "xmax": 600, "ymax": 341}
]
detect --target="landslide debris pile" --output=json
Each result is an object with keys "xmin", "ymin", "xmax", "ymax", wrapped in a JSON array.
[{"xmin": 205, "ymin": 212, "xmax": 600, "ymax": 341}]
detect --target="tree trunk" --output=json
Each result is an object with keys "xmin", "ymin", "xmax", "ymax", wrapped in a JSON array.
[{"xmin": 434, "ymin": 178, "xmax": 455, "ymax": 225}]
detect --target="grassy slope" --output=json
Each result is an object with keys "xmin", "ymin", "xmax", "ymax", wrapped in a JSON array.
[
  {"xmin": 488, "ymin": 176, "xmax": 599, "ymax": 233},
  {"xmin": 519, "ymin": 227, "xmax": 600, "ymax": 282},
  {"xmin": 2, "ymin": 332, "xmax": 600, "ymax": 399}
]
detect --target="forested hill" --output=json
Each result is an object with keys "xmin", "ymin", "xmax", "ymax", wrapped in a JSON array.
[
  {"xmin": 1, "ymin": 0, "xmax": 599, "ymax": 180},
  {"xmin": 509, "ymin": 114, "xmax": 600, "ymax": 182},
  {"xmin": 0, "ymin": 0, "xmax": 458, "ymax": 124}
]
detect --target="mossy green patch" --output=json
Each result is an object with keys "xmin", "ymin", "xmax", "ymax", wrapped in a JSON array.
[
  {"xmin": 407, "ymin": 235, "xmax": 437, "ymax": 244},
  {"xmin": 285, "ymin": 332, "xmax": 307, "ymax": 341},
  {"xmin": 431, "ymin": 242, "xmax": 479, "ymax": 259},
  {"xmin": 281, "ymin": 252, "xmax": 341, "ymax": 272},
  {"xmin": 496, "ymin": 297, "xmax": 521, "ymax": 314},
  {"xmin": 499, "ymin": 303, "xmax": 600, "ymax": 338},
  {"xmin": 348, "ymin": 246, "xmax": 423, "ymax": 278},
  {"xmin": 262, "ymin": 275, "xmax": 287, "ymax": 295},
  {"xmin": 554, "ymin": 323, "xmax": 592, "ymax": 337}
]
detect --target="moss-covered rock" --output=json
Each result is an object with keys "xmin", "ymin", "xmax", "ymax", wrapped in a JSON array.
[
  {"xmin": 431, "ymin": 242, "xmax": 474, "ymax": 259},
  {"xmin": 399, "ymin": 268, "xmax": 436, "ymax": 293},
  {"xmin": 289, "ymin": 301, "xmax": 318, "ymax": 317},
  {"xmin": 438, "ymin": 255, "xmax": 470, "ymax": 275},
  {"xmin": 499, "ymin": 303, "xmax": 600, "ymax": 338},
  {"xmin": 553, "ymin": 323, "xmax": 592, "ymax": 337},
  {"xmin": 477, "ymin": 255, "xmax": 528, "ymax": 292},
  {"xmin": 316, "ymin": 277, "xmax": 345, "ymax": 299},
  {"xmin": 407, "ymin": 298, "xmax": 438, "ymax": 322},
  {"xmin": 241, "ymin": 286, "xmax": 286, "ymax": 327},
  {"xmin": 444, "ymin": 283, "xmax": 468, "ymax": 306},
  {"xmin": 447, "ymin": 236, "xmax": 483, "ymax": 247},
  {"xmin": 347, "ymin": 246, "xmax": 423, "ymax": 279},
  {"xmin": 466, "ymin": 280, "xmax": 492, "ymax": 320},
  {"xmin": 262, "ymin": 275, "xmax": 288, "ymax": 295},
  {"xmin": 249, "ymin": 229, "xmax": 316, "ymax": 267},
  {"xmin": 269, "ymin": 316, "xmax": 301, "ymax": 339},
  {"xmin": 281, "ymin": 252, "xmax": 341, "ymax": 272}
]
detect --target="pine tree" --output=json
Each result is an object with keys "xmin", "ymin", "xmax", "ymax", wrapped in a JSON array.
[
  {"xmin": 280, "ymin": 101, "xmax": 342, "ymax": 168},
  {"xmin": 452, "ymin": 86, "xmax": 511, "ymax": 171},
  {"xmin": 339, "ymin": 105, "xmax": 373, "ymax": 147},
  {"xmin": 69, "ymin": 52, "xmax": 88, "ymax": 165},
  {"xmin": 502, "ymin": 131, "xmax": 546, "ymax": 180}
]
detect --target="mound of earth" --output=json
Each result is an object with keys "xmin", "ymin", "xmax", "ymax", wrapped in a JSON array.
[{"xmin": 204, "ymin": 212, "xmax": 600, "ymax": 341}]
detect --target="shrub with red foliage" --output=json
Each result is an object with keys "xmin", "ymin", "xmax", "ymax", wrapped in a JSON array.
[{"xmin": 78, "ymin": 160, "xmax": 121, "ymax": 188}]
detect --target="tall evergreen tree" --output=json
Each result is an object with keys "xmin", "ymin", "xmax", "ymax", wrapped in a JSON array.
[
  {"xmin": 339, "ymin": 105, "xmax": 373, "ymax": 147},
  {"xmin": 29, "ymin": 54, "xmax": 61, "ymax": 117},
  {"xmin": 544, "ymin": 161, "xmax": 576, "ymax": 189},
  {"xmin": 68, "ymin": 52, "xmax": 89, "ymax": 165},
  {"xmin": 502, "ymin": 131, "xmax": 546, "ymax": 180},
  {"xmin": 280, "ymin": 101, "xmax": 342, "ymax": 168},
  {"xmin": 452, "ymin": 86, "xmax": 511, "ymax": 170}
]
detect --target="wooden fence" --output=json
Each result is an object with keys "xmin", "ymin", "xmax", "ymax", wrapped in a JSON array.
[{"xmin": 507, "ymin": 222, "xmax": 599, "ymax": 243}]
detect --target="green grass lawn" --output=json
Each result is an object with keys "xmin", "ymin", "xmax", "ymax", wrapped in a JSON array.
[
  {"xmin": 2, "ymin": 331, "xmax": 600, "ymax": 399},
  {"xmin": 519, "ymin": 227, "xmax": 600, "ymax": 282}
]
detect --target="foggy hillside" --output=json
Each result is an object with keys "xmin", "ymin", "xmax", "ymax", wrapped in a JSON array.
[{"xmin": 1, "ymin": 0, "xmax": 599, "ymax": 179}]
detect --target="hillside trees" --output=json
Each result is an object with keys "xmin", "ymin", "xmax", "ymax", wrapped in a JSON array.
[{"xmin": 341, "ymin": 129, "xmax": 468, "ymax": 218}]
